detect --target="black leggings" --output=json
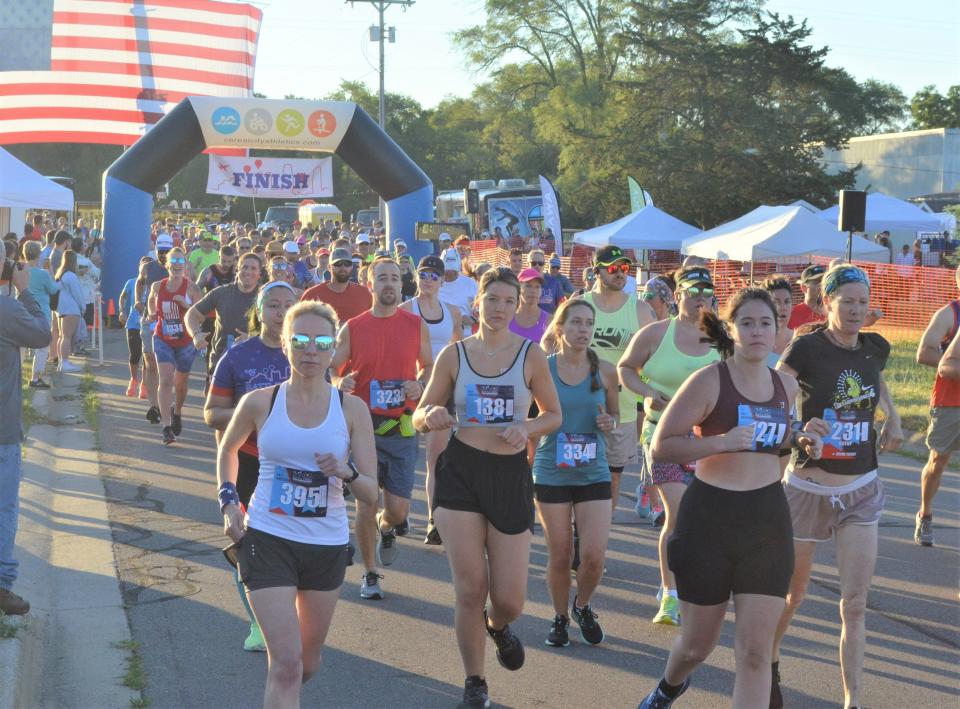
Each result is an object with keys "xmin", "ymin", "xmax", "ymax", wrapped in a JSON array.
[
  {"xmin": 126, "ymin": 329, "xmax": 142, "ymax": 367},
  {"xmin": 667, "ymin": 477, "xmax": 794, "ymax": 605}
]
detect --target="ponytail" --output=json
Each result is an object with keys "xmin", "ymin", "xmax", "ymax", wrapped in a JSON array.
[
  {"xmin": 586, "ymin": 347, "xmax": 602, "ymax": 392},
  {"xmin": 699, "ymin": 310, "xmax": 735, "ymax": 359}
]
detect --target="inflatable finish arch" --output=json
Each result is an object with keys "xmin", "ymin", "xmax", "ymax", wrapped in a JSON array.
[{"xmin": 102, "ymin": 97, "xmax": 433, "ymax": 299}]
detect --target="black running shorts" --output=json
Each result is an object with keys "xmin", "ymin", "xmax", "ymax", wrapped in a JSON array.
[
  {"xmin": 237, "ymin": 527, "xmax": 349, "ymax": 592},
  {"xmin": 667, "ymin": 477, "xmax": 794, "ymax": 605},
  {"xmin": 434, "ymin": 435, "xmax": 534, "ymax": 535}
]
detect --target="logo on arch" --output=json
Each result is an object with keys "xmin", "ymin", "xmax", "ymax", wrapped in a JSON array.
[
  {"xmin": 276, "ymin": 109, "xmax": 305, "ymax": 137},
  {"xmin": 308, "ymin": 110, "xmax": 337, "ymax": 138},
  {"xmin": 211, "ymin": 107, "xmax": 240, "ymax": 134}
]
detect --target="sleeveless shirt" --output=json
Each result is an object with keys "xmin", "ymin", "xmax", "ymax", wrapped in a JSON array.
[
  {"xmin": 931, "ymin": 300, "xmax": 960, "ymax": 408},
  {"xmin": 247, "ymin": 382, "xmax": 349, "ymax": 544},
  {"xmin": 416, "ymin": 298, "xmax": 456, "ymax": 360},
  {"xmin": 155, "ymin": 277, "xmax": 192, "ymax": 348},
  {"xmin": 699, "ymin": 361, "xmax": 790, "ymax": 456},
  {"xmin": 343, "ymin": 309, "xmax": 421, "ymax": 417},
  {"xmin": 583, "ymin": 290, "xmax": 641, "ymax": 423},
  {"xmin": 454, "ymin": 340, "xmax": 533, "ymax": 428}
]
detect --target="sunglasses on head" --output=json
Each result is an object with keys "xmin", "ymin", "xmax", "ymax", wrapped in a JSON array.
[
  {"xmin": 418, "ymin": 270, "xmax": 441, "ymax": 281},
  {"xmin": 289, "ymin": 334, "xmax": 335, "ymax": 351},
  {"xmin": 168, "ymin": 256, "xmax": 186, "ymax": 264},
  {"xmin": 683, "ymin": 285, "xmax": 714, "ymax": 297},
  {"xmin": 603, "ymin": 262, "xmax": 630, "ymax": 275}
]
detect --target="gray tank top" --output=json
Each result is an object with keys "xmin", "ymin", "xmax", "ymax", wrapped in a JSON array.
[{"xmin": 454, "ymin": 339, "xmax": 533, "ymax": 428}]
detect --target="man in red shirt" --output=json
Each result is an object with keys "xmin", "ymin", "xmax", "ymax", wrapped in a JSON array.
[
  {"xmin": 787, "ymin": 264, "xmax": 826, "ymax": 330},
  {"xmin": 300, "ymin": 247, "xmax": 372, "ymax": 323},
  {"xmin": 332, "ymin": 258, "xmax": 433, "ymax": 601}
]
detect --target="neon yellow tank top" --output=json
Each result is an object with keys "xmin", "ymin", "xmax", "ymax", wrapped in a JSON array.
[
  {"xmin": 583, "ymin": 291, "xmax": 640, "ymax": 423},
  {"xmin": 640, "ymin": 317, "xmax": 719, "ymax": 440}
]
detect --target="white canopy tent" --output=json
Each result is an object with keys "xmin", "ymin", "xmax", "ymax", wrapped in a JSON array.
[
  {"xmin": 0, "ymin": 147, "xmax": 73, "ymax": 211},
  {"xmin": 573, "ymin": 205, "xmax": 701, "ymax": 251},
  {"xmin": 682, "ymin": 205, "xmax": 890, "ymax": 262},
  {"xmin": 818, "ymin": 192, "xmax": 942, "ymax": 233}
]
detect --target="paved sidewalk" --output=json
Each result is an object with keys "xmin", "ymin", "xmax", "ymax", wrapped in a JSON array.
[{"xmin": 0, "ymin": 367, "xmax": 137, "ymax": 709}]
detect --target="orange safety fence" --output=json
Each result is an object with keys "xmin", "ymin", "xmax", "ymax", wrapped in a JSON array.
[{"xmin": 464, "ymin": 242, "xmax": 959, "ymax": 341}]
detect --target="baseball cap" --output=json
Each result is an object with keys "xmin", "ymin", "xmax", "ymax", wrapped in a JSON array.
[
  {"xmin": 418, "ymin": 255, "xmax": 444, "ymax": 276},
  {"xmin": 518, "ymin": 267, "xmax": 544, "ymax": 283},
  {"xmin": 318, "ymin": 248, "xmax": 330, "ymax": 257},
  {"xmin": 200, "ymin": 230, "xmax": 217, "ymax": 241},
  {"xmin": 594, "ymin": 245, "xmax": 632, "ymax": 267},
  {"xmin": 438, "ymin": 232, "xmax": 452, "ymax": 242},
  {"xmin": 394, "ymin": 239, "xmax": 407, "ymax": 248},
  {"xmin": 676, "ymin": 267, "xmax": 714, "ymax": 290},
  {"xmin": 283, "ymin": 241, "xmax": 299, "ymax": 254},
  {"xmin": 800, "ymin": 264, "xmax": 827, "ymax": 283},
  {"xmin": 549, "ymin": 256, "xmax": 561, "ymax": 267},
  {"xmin": 356, "ymin": 234, "xmax": 371, "ymax": 244},
  {"xmin": 330, "ymin": 247, "xmax": 352, "ymax": 264},
  {"xmin": 155, "ymin": 233, "xmax": 174, "ymax": 250},
  {"xmin": 442, "ymin": 248, "xmax": 461, "ymax": 271}
]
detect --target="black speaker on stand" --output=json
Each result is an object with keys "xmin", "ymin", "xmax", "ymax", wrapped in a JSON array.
[{"xmin": 838, "ymin": 190, "xmax": 867, "ymax": 262}]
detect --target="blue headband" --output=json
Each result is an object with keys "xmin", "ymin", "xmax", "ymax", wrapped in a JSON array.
[
  {"xmin": 823, "ymin": 266, "xmax": 870, "ymax": 296},
  {"xmin": 256, "ymin": 281, "xmax": 295, "ymax": 311}
]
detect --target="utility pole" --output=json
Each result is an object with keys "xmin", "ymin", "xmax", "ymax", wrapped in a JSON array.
[{"xmin": 347, "ymin": 1, "xmax": 414, "ymax": 223}]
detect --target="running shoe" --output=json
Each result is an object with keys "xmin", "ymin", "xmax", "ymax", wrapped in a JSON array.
[
  {"xmin": 545, "ymin": 614, "xmax": 570, "ymax": 647},
  {"xmin": 459, "ymin": 675, "xmax": 490, "ymax": 709},
  {"xmin": 635, "ymin": 485, "xmax": 651, "ymax": 519},
  {"xmin": 376, "ymin": 511, "xmax": 399, "ymax": 566},
  {"xmin": 125, "ymin": 379, "xmax": 138, "ymax": 397},
  {"xmin": 652, "ymin": 595, "xmax": 680, "ymax": 626},
  {"xmin": 29, "ymin": 378, "xmax": 50, "ymax": 389},
  {"xmin": 394, "ymin": 517, "xmax": 410, "ymax": 537},
  {"xmin": 243, "ymin": 622, "xmax": 266, "ymax": 652},
  {"xmin": 484, "ymin": 609, "xmax": 525, "ymax": 671},
  {"xmin": 915, "ymin": 513, "xmax": 934, "ymax": 547},
  {"xmin": 769, "ymin": 661, "xmax": 783, "ymax": 709},
  {"xmin": 59, "ymin": 361, "xmax": 81, "ymax": 373},
  {"xmin": 146, "ymin": 406, "xmax": 161, "ymax": 424},
  {"xmin": 0, "ymin": 588, "xmax": 30, "ymax": 615},
  {"xmin": 572, "ymin": 596, "xmax": 604, "ymax": 644},
  {"xmin": 638, "ymin": 677, "xmax": 690, "ymax": 708},
  {"xmin": 138, "ymin": 381, "xmax": 147, "ymax": 399},
  {"xmin": 360, "ymin": 571, "xmax": 384, "ymax": 600},
  {"xmin": 424, "ymin": 519, "xmax": 442, "ymax": 546},
  {"xmin": 171, "ymin": 410, "xmax": 183, "ymax": 436},
  {"xmin": 653, "ymin": 509, "xmax": 665, "ymax": 527},
  {"xmin": 162, "ymin": 426, "xmax": 176, "ymax": 445}
]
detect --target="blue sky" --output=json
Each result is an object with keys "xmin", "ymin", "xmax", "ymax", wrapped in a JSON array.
[{"xmin": 251, "ymin": 0, "xmax": 959, "ymax": 108}]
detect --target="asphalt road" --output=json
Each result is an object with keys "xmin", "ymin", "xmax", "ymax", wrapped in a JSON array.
[{"xmin": 91, "ymin": 331, "xmax": 959, "ymax": 708}]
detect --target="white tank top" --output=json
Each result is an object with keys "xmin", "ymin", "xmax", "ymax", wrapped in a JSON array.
[
  {"xmin": 416, "ymin": 297, "xmax": 456, "ymax": 360},
  {"xmin": 246, "ymin": 382, "xmax": 349, "ymax": 545}
]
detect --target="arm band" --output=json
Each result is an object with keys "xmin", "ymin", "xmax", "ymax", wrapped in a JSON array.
[{"xmin": 218, "ymin": 482, "xmax": 241, "ymax": 512}]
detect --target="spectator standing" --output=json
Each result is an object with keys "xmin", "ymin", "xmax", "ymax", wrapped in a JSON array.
[
  {"xmin": 549, "ymin": 256, "xmax": 574, "ymax": 297},
  {"xmin": 0, "ymin": 241, "xmax": 53, "ymax": 615},
  {"xmin": 22, "ymin": 240, "xmax": 59, "ymax": 388},
  {"xmin": 53, "ymin": 250, "xmax": 85, "ymax": 372}
]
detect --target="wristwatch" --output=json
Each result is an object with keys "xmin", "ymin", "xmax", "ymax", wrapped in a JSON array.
[{"xmin": 346, "ymin": 461, "xmax": 360, "ymax": 483}]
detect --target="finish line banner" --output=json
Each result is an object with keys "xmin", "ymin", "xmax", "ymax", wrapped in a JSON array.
[{"xmin": 206, "ymin": 155, "xmax": 333, "ymax": 198}]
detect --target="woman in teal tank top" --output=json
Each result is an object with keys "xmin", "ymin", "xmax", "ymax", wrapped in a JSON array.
[
  {"xmin": 533, "ymin": 300, "xmax": 620, "ymax": 648},
  {"xmin": 619, "ymin": 267, "xmax": 720, "ymax": 626}
]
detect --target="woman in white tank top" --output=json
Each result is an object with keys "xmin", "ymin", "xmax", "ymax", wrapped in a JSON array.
[
  {"xmin": 401, "ymin": 255, "xmax": 462, "ymax": 544},
  {"xmin": 216, "ymin": 301, "xmax": 378, "ymax": 707}
]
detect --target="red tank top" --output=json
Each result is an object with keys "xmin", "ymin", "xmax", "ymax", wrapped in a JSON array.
[
  {"xmin": 932, "ymin": 300, "xmax": 960, "ymax": 408},
  {"xmin": 155, "ymin": 277, "xmax": 192, "ymax": 348},
  {"xmin": 699, "ymin": 361, "xmax": 791, "ymax": 455},
  {"xmin": 342, "ymin": 309, "xmax": 421, "ymax": 417}
]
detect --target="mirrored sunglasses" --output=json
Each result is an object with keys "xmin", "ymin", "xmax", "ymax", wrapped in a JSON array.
[
  {"xmin": 683, "ymin": 285, "xmax": 714, "ymax": 297},
  {"xmin": 418, "ymin": 270, "xmax": 441, "ymax": 281},
  {"xmin": 168, "ymin": 257, "xmax": 186, "ymax": 264},
  {"xmin": 289, "ymin": 334, "xmax": 335, "ymax": 351},
  {"xmin": 605, "ymin": 263, "xmax": 630, "ymax": 275}
]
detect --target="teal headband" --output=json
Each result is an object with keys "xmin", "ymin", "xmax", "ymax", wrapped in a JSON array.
[
  {"xmin": 823, "ymin": 266, "xmax": 870, "ymax": 296},
  {"xmin": 257, "ymin": 281, "xmax": 295, "ymax": 312}
]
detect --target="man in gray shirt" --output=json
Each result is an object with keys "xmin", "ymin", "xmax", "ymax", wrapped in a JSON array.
[{"xmin": 0, "ymin": 241, "xmax": 53, "ymax": 615}]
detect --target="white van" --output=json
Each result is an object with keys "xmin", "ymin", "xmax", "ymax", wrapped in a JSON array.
[{"xmin": 299, "ymin": 203, "xmax": 343, "ymax": 227}]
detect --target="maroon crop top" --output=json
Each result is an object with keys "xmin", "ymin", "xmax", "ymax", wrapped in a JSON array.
[{"xmin": 699, "ymin": 361, "xmax": 791, "ymax": 455}]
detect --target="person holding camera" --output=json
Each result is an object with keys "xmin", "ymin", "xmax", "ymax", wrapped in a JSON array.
[{"xmin": 0, "ymin": 240, "xmax": 54, "ymax": 615}]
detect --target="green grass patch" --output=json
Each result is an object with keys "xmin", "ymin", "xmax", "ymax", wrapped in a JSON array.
[
  {"xmin": 21, "ymin": 367, "xmax": 41, "ymax": 432},
  {"xmin": 78, "ymin": 372, "xmax": 100, "ymax": 447},
  {"xmin": 883, "ymin": 337, "xmax": 935, "ymax": 434},
  {"xmin": 114, "ymin": 639, "xmax": 150, "ymax": 706}
]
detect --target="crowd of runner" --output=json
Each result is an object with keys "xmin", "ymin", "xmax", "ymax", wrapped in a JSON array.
[{"xmin": 3, "ymin": 215, "xmax": 959, "ymax": 709}]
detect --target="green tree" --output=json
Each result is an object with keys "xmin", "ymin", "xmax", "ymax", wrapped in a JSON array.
[{"xmin": 910, "ymin": 85, "xmax": 960, "ymax": 129}]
